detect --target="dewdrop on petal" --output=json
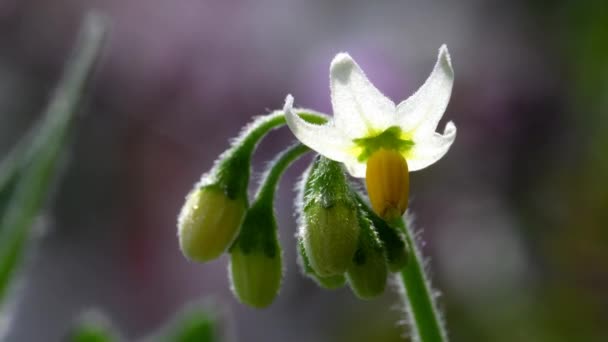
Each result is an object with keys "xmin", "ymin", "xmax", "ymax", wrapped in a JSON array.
[
  {"xmin": 178, "ymin": 185, "xmax": 247, "ymax": 262},
  {"xmin": 300, "ymin": 156, "xmax": 360, "ymax": 277}
]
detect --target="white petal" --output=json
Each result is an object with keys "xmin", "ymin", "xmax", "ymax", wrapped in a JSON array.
[
  {"xmin": 407, "ymin": 121, "xmax": 456, "ymax": 171},
  {"xmin": 342, "ymin": 156, "xmax": 367, "ymax": 178},
  {"xmin": 284, "ymin": 95, "xmax": 354, "ymax": 163},
  {"xmin": 330, "ymin": 53, "xmax": 396, "ymax": 138},
  {"xmin": 396, "ymin": 45, "xmax": 454, "ymax": 138}
]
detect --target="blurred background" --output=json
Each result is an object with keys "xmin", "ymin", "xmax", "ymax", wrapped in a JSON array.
[{"xmin": 0, "ymin": 0, "xmax": 607, "ymax": 341}]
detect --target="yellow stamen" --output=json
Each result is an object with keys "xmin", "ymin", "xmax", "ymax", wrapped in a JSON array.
[{"xmin": 365, "ymin": 148, "xmax": 409, "ymax": 221}]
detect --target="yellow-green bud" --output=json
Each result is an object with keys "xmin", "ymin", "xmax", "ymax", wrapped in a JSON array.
[
  {"xmin": 301, "ymin": 156, "xmax": 360, "ymax": 277},
  {"xmin": 178, "ymin": 185, "xmax": 247, "ymax": 262},
  {"xmin": 297, "ymin": 239, "xmax": 345, "ymax": 289},
  {"xmin": 229, "ymin": 245, "xmax": 282, "ymax": 309},
  {"xmin": 346, "ymin": 212, "xmax": 388, "ymax": 300},
  {"xmin": 229, "ymin": 202, "xmax": 282, "ymax": 308}
]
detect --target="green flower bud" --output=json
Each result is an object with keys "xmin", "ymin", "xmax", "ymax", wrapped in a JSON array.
[
  {"xmin": 178, "ymin": 185, "xmax": 247, "ymax": 262},
  {"xmin": 229, "ymin": 203, "xmax": 282, "ymax": 308},
  {"xmin": 177, "ymin": 123, "xmax": 255, "ymax": 262},
  {"xmin": 358, "ymin": 197, "xmax": 409, "ymax": 272},
  {"xmin": 300, "ymin": 156, "xmax": 360, "ymax": 277},
  {"xmin": 297, "ymin": 239, "xmax": 346, "ymax": 289},
  {"xmin": 346, "ymin": 211, "xmax": 388, "ymax": 300},
  {"xmin": 228, "ymin": 143, "xmax": 310, "ymax": 308},
  {"xmin": 176, "ymin": 112, "xmax": 327, "ymax": 264}
]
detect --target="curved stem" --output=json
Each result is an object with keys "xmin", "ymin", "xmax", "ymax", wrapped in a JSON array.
[
  {"xmin": 233, "ymin": 110, "xmax": 327, "ymax": 158},
  {"xmin": 393, "ymin": 218, "xmax": 447, "ymax": 342},
  {"xmin": 206, "ymin": 109, "xmax": 326, "ymax": 199},
  {"xmin": 255, "ymin": 144, "xmax": 310, "ymax": 205}
]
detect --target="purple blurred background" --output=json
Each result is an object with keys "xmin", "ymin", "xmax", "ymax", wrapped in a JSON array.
[{"xmin": 1, "ymin": 0, "xmax": 607, "ymax": 341}]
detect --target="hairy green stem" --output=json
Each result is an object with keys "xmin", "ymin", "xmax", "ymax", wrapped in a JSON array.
[
  {"xmin": 232, "ymin": 110, "xmax": 326, "ymax": 160},
  {"xmin": 209, "ymin": 109, "xmax": 326, "ymax": 199},
  {"xmin": 256, "ymin": 143, "xmax": 310, "ymax": 205},
  {"xmin": 393, "ymin": 218, "xmax": 447, "ymax": 342}
]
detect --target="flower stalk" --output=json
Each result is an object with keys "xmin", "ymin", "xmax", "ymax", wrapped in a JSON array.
[
  {"xmin": 393, "ymin": 217, "xmax": 447, "ymax": 342},
  {"xmin": 229, "ymin": 143, "xmax": 311, "ymax": 308},
  {"xmin": 204, "ymin": 109, "xmax": 325, "ymax": 201}
]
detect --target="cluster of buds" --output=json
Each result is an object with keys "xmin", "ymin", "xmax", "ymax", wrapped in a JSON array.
[
  {"xmin": 177, "ymin": 111, "xmax": 409, "ymax": 308},
  {"xmin": 297, "ymin": 156, "xmax": 409, "ymax": 299},
  {"xmin": 178, "ymin": 45, "xmax": 456, "ymax": 308}
]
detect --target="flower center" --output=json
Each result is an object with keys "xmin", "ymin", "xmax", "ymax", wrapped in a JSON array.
[
  {"xmin": 352, "ymin": 126, "xmax": 414, "ymax": 162},
  {"xmin": 365, "ymin": 148, "xmax": 409, "ymax": 221}
]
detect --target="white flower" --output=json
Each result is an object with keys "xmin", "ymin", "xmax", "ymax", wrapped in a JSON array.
[{"xmin": 284, "ymin": 45, "xmax": 456, "ymax": 178}]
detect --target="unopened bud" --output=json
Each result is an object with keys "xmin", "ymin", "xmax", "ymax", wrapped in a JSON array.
[
  {"xmin": 346, "ymin": 212, "xmax": 388, "ymax": 300},
  {"xmin": 178, "ymin": 185, "xmax": 247, "ymax": 262},
  {"xmin": 359, "ymin": 199, "xmax": 409, "ymax": 272},
  {"xmin": 177, "ymin": 132, "xmax": 253, "ymax": 262},
  {"xmin": 297, "ymin": 239, "xmax": 345, "ymax": 289},
  {"xmin": 300, "ymin": 156, "xmax": 360, "ymax": 277},
  {"xmin": 229, "ymin": 203, "xmax": 282, "ymax": 308}
]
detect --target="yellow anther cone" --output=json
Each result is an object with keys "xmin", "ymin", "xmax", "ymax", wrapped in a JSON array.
[{"xmin": 365, "ymin": 149, "xmax": 409, "ymax": 221}]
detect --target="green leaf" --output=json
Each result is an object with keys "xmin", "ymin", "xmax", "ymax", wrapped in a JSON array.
[
  {"xmin": 66, "ymin": 312, "xmax": 119, "ymax": 342},
  {"xmin": 0, "ymin": 12, "xmax": 107, "ymax": 304},
  {"xmin": 154, "ymin": 305, "xmax": 221, "ymax": 342}
]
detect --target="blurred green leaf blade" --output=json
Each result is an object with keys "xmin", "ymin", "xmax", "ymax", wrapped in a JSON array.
[
  {"xmin": 168, "ymin": 312, "xmax": 218, "ymax": 342},
  {"xmin": 67, "ymin": 322, "xmax": 118, "ymax": 342},
  {"xmin": 65, "ymin": 311, "xmax": 119, "ymax": 342},
  {"xmin": 151, "ymin": 302, "xmax": 223, "ymax": 342},
  {"xmin": 0, "ymin": 12, "xmax": 107, "ymax": 303}
]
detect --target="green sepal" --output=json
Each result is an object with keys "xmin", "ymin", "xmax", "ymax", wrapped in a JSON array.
[
  {"xmin": 352, "ymin": 126, "xmax": 414, "ymax": 162},
  {"xmin": 357, "ymin": 196, "xmax": 409, "ymax": 272},
  {"xmin": 300, "ymin": 156, "xmax": 360, "ymax": 277},
  {"xmin": 302, "ymin": 156, "xmax": 359, "ymax": 211},
  {"xmin": 204, "ymin": 147, "xmax": 251, "ymax": 202},
  {"xmin": 229, "ymin": 202, "xmax": 279, "ymax": 258}
]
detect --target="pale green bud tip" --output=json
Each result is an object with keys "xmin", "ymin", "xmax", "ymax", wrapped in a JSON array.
[
  {"xmin": 177, "ymin": 186, "xmax": 246, "ymax": 262},
  {"xmin": 346, "ymin": 247, "xmax": 388, "ymax": 300},
  {"xmin": 315, "ymin": 273, "xmax": 346, "ymax": 289},
  {"xmin": 229, "ymin": 248, "xmax": 282, "ymax": 308},
  {"xmin": 297, "ymin": 239, "xmax": 346, "ymax": 289}
]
